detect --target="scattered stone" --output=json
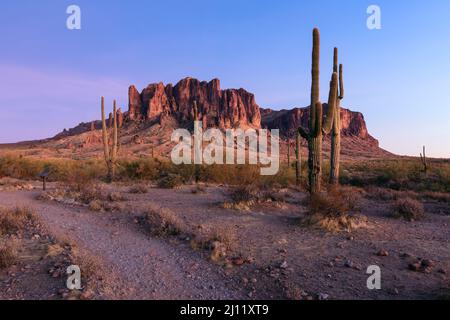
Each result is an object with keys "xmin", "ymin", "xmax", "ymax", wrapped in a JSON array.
[
  {"xmin": 317, "ymin": 293, "xmax": 329, "ymax": 300},
  {"xmin": 421, "ymin": 259, "xmax": 435, "ymax": 268},
  {"xmin": 345, "ymin": 260, "xmax": 354, "ymax": 268},
  {"xmin": 377, "ymin": 250, "xmax": 389, "ymax": 257},
  {"xmin": 80, "ymin": 289, "xmax": 95, "ymax": 300},
  {"xmin": 408, "ymin": 262, "xmax": 422, "ymax": 272},
  {"xmin": 232, "ymin": 257, "xmax": 245, "ymax": 266}
]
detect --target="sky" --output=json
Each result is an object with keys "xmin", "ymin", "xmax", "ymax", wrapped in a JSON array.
[{"xmin": 0, "ymin": 0, "xmax": 449, "ymax": 157}]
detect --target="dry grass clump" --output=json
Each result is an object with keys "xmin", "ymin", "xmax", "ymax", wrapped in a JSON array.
[
  {"xmin": 421, "ymin": 191, "xmax": 450, "ymax": 203},
  {"xmin": 107, "ymin": 192, "xmax": 127, "ymax": 202},
  {"xmin": 365, "ymin": 186, "xmax": 418, "ymax": 201},
  {"xmin": 37, "ymin": 183, "xmax": 127, "ymax": 212},
  {"xmin": 88, "ymin": 200, "xmax": 126, "ymax": 213},
  {"xmin": 69, "ymin": 247, "xmax": 106, "ymax": 288},
  {"xmin": 302, "ymin": 187, "xmax": 367, "ymax": 233},
  {"xmin": 191, "ymin": 224, "xmax": 237, "ymax": 262},
  {"xmin": 0, "ymin": 206, "xmax": 35, "ymax": 235},
  {"xmin": 128, "ymin": 184, "xmax": 149, "ymax": 194},
  {"xmin": 157, "ymin": 173, "xmax": 183, "ymax": 189},
  {"xmin": 142, "ymin": 203, "xmax": 185, "ymax": 236},
  {"xmin": 222, "ymin": 184, "xmax": 287, "ymax": 211},
  {"xmin": 0, "ymin": 241, "xmax": 17, "ymax": 269},
  {"xmin": 391, "ymin": 197, "xmax": 425, "ymax": 221},
  {"xmin": 0, "ymin": 177, "xmax": 33, "ymax": 191}
]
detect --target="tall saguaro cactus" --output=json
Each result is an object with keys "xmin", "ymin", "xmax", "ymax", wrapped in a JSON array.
[
  {"xmin": 295, "ymin": 132, "xmax": 301, "ymax": 186},
  {"xmin": 330, "ymin": 48, "xmax": 344, "ymax": 185},
  {"xmin": 299, "ymin": 28, "xmax": 339, "ymax": 194},
  {"xmin": 101, "ymin": 97, "xmax": 118, "ymax": 182}
]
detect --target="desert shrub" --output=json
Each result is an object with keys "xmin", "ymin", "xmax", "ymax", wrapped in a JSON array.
[
  {"xmin": 128, "ymin": 184, "xmax": 149, "ymax": 194},
  {"xmin": 142, "ymin": 203, "xmax": 185, "ymax": 236},
  {"xmin": 391, "ymin": 197, "xmax": 424, "ymax": 221},
  {"xmin": 302, "ymin": 187, "xmax": 365, "ymax": 232},
  {"xmin": 421, "ymin": 191, "xmax": 450, "ymax": 203},
  {"xmin": 341, "ymin": 159, "xmax": 450, "ymax": 193},
  {"xmin": 192, "ymin": 224, "xmax": 237, "ymax": 262},
  {"xmin": 118, "ymin": 158, "xmax": 160, "ymax": 180},
  {"xmin": 0, "ymin": 155, "xmax": 104, "ymax": 183},
  {"xmin": 306, "ymin": 187, "xmax": 361, "ymax": 217},
  {"xmin": 107, "ymin": 192, "xmax": 127, "ymax": 202},
  {"xmin": 157, "ymin": 173, "xmax": 183, "ymax": 189},
  {"xmin": 88, "ymin": 200, "xmax": 125, "ymax": 213},
  {"xmin": 69, "ymin": 247, "xmax": 106, "ymax": 286},
  {"xmin": 0, "ymin": 242, "xmax": 17, "ymax": 269},
  {"xmin": 222, "ymin": 183, "xmax": 287, "ymax": 211},
  {"xmin": 365, "ymin": 187, "xmax": 419, "ymax": 201},
  {"xmin": 0, "ymin": 206, "xmax": 35, "ymax": 235}
]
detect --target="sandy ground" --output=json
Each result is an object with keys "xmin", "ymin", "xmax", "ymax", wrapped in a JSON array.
[{"xmin": 0, "ymin": 185, "xmax": 448, "ymax": 300}]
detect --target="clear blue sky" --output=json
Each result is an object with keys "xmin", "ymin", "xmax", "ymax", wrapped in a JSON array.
[{"xmin": 0, "ymin": 0, "xmax": 449, "ymax": 157}]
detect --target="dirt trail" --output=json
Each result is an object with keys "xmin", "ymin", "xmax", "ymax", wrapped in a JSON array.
[{"xmin": 0, "ymin": 191, "xmax": 246, "ymax": 300}]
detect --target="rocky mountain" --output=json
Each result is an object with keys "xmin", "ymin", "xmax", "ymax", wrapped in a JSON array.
[
  {"xmin": 46, "ymin": 77, "xmax": 390, "ymax": 159},
  {"xmin": 128, "ymin": 77, "xmax": 261, "ymax": 129},
  {"xmin": 261, "ymin": 104, "xmax": 379, "ymax": 147}
]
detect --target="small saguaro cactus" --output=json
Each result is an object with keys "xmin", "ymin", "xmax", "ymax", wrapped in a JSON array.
[
  {"xmin": 298, "ymin": 28, "xmax": 339, "ymax": 194},
  {"xmin": 193, "ymin": 100, "xmax": 200, "ymax": 184},
  {"xmin": 330, "ymin": 48, "xmax": 344, "ymax": 185},
  {"xmin": 295, "ymin": 132, "xmax": 301, "ymax": 186},
  {"xmin": 287, "ymin": 138, "xmax": 291, "ymax": 167},
  {"xmin": 101, "ymin": 97, "xmax": 119, "ymax": 182},
  {"xmin": 420, "ymin": 146, "xmax": 428, "ymax": 173}
]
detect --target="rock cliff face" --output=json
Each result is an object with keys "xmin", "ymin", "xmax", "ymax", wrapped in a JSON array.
[
  {"xmin": 53, "ymin": 77, "xmax": 381, "ymax": 152},
  {"xmin": 128, "ymin": 77, "xmax": 261, "ymax": 129},
  {"xmin": 261, "ymin": 104, "xmax": 379, "ymax": 147}
]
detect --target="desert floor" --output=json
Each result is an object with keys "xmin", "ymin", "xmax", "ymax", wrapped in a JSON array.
[{"xmin": 0, "ymin": 181, "xmax": 448, "ymax": 300}]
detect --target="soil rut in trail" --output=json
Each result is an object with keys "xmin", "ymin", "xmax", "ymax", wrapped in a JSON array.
[{"xmin": 0, "ymin": 191, "xmax": 246, "ymax": 300}]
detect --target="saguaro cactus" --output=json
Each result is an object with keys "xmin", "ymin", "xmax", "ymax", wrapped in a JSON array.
[
  {"xmin": 420, "ymin": 146, "xmax": 428, "ymax": 173},
  {"xmin": 287, "ymin": 138, "xmax": 291, "ymax": 167},
  {"xmin": 193, "ymin": 100, "xmax": 200, "ymax": 183},
  {"xmin": 101, "ymin": 97, "xmax": 118, "ymax": 182},
  {"xmin": 330, "ymin": 48, "xmax": 344, "ymax": 185},
  {"xmin": 295, "ymin": 132, "xmax": 301, "ymax": 186},
  {"xmin": 299, "ymin": 28, "xmax": 338, "ymax": 194}
]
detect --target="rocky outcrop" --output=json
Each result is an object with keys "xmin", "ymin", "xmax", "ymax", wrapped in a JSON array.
[
  {"xmin": 52, "ymin": 77, "xmax": 380, "ymax": 151},
  {"xmin": 261, "ymin": 104, "xmax": 379, "ymax": 147},
  {"xmin": 127, "ymin": 77, "xmax": 261, "ymax": 129}
]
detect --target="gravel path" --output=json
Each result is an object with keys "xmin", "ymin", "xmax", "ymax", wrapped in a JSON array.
[{"xmin": 0, "ymin": 191, "xmax": 246, "ymax": 300}]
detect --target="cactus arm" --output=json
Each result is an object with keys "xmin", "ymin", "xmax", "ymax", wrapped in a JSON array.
[
  {"xmin": 101, "ymin": 97, "xmax": 110, "ymax": 162},
  {"xmin": 323, "ymin": 72, "xmax": 338, "ymax": 134},
  {"xmin": 333, "ymin": 48, "xmax": 338, "ymax": 73},
  {"xmin": 310, "ymin": 28, "xmax": 320, "ymax": 134},
  {"xmin": 339, "ymin": 64, "xmax": 344, "ymax": 100},
  {"xmin": 112, "ymin": 100, "xmax": 118, "ymax": 160},
  {"xmin": 298, "ymin": 126, "xmax": 310, "ymax": 139}
]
